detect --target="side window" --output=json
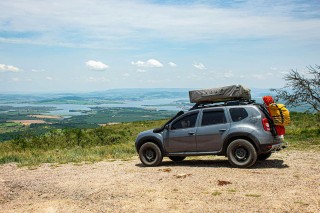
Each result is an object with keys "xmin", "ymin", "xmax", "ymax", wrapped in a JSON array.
[
  {"xmin": 229, "ymin": 108, "xmax": 248, "ymax": 122},
  {"xmin": 201, "ymin": 110, "xmax": 226, "ymax": 126},
  {"xmin": 171, "ymin": 113, "xmax": 198, "ymax": 130}
]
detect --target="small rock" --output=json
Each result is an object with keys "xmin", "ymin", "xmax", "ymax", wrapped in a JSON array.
[
  {"xmin": 174, "ymin": 174, "xmax": 192, "ymax": 178},
  {"xmin": 218, "ymin": 180, "xmax": 232, "ymax": 186},
  {"xmin": 159, "ymin": 168, "xmax": 172, "ymax": 172}
]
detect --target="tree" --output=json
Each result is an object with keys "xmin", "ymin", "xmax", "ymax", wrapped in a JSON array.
[{"xmin": 271, "ymin": 65, "xmax": 320, "ymax": 112}]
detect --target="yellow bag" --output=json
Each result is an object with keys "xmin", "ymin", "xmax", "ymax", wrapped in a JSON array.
[{"xmin": 268, "ymin": 103, "xmax": 290, "ymax": 126}]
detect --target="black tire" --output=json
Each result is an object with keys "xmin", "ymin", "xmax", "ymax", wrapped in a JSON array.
[
  {"xmin": 169, "ymin": 156, "xmax": 186, "ymax": 162},
  {"xmin": 227, "ymin": 139, "xmax": 257, "ymax": 168},
  {"xmin": 257, "ymin": 152, "xmax": 272, "ymax": 161},
  {"xmin": 139, "ymin": 142, "xmax": 163, "ymax": 167}
]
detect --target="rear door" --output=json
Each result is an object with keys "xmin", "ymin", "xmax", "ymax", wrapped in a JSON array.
[
  {"xmin": 196, "ymin": 108, "xmax": 230, "ymax": 152},
  {"xmin": 164, "ymin": 111, "xmax": 199, "ymax": 153}
]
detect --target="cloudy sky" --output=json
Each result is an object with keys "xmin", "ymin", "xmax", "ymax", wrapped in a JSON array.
[{"xmin": 0, "ymin": 0, "xmax": 319, "ymax": 93}]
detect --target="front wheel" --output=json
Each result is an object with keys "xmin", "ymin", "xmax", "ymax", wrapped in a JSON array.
[
  {"xmin": 139, "ymin": 142, "xmax": 163, "ymax": 167},
  {"xmin": 227, "ymin": 139, "xmax": 257, "ymax": 168}
]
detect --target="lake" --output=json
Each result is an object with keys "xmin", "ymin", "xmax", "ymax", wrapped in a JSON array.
[
  {"xmin": 0, "ymin": 95, "xmax": 307, "ymax": 117},
  {"xmin": 0, "ymin": 98, "xmax": 190, "ymax": 116}
]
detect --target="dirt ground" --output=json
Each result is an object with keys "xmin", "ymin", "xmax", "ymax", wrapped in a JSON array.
[{"xmin": 0, "ymin": 150, "xmax": 319, "ymax": 213}]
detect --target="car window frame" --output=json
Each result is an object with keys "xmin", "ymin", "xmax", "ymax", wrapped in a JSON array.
[
  {"xmin": 170, "ymin": 111, "xmax": 199, "ymax": 130},
  {"xmin": 229, "ymin": 107, "xmax": 249, "ymax": 122},
  {"xmin": 200, "ymin": 108, "xmax": 227, "ymax": 126}
]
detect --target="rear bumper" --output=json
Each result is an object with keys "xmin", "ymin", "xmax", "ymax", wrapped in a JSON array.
[
  {"xmin": 260, "ymin": 143, "xmax": 283, "ymax": 153},
  {"xmin": 259, "ymin": 136, "xmax": 284, "ymax": 153},
  {"xmin": 271, "ymin": 143, "xmax": 283, "ymax": 151}
]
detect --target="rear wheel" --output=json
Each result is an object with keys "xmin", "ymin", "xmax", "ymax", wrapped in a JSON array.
[
  {"xmin": 139, "ymin": 142, "xmax": 163, "ymax": 167},
  {"xmin": 227, "ymin": 139, "xmax": 257, "ymax": 168},
  {"xmin": 257, "ymin": 152, "xmax": 272, "ymax": 161},
  {"xmin": 169, "ymin": 156, "xmax": 186, "ymax": 162}
]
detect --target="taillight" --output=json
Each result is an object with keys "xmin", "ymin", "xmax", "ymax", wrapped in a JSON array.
[{"xmin": 262, "ymin": 118, "xmax": 270, "ymax": 131}]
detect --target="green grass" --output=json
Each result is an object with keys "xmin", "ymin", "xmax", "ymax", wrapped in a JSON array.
[
  {"xmin": 0, "ymin": 122, "xmax": 24, "ymax": 133},
  {"xmin": 245, "ymin": 194, "xmax": 261, "ymax": 198},
  {"xmin": 0, "ymin": 144, "xmax": 135, "ymax": 166},
  {"xmin": 285, "ymin": 112, "xmax": 320, "ymax": 151},
  {"xmin": 212, "ymin": 191, "xmax": 222, "ymax": 196},
  {"xmin": 0, "ymin": 119, "xmax": 165, "ymax": 166}
]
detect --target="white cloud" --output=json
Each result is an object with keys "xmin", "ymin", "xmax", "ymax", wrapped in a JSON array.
[
  {"xmin": 252, "ymin": 74, "xmax": 267, "ymax": 80},
  {"xmin": 0, "ymin": 1, "xmax": 319, "ymax": 48},
  {"xmin": 280, "ymin": 71, "xmax": 290, "ymax": 75},
  {"xmin": 11, "ymin": 77, "xmax": 32, "ymax": 82},
  {"xmin": 193, "ymin": 62, "xmax": 207, "ymax": 70},
  {"xmin": 31, "ymin": 69, "xmax": 45, "ymax": 72},
  {"xmin": 168, "ymin": 62, "xmax": 177, "ymax": 67},
  {"xmin": 131, "ymin": 61, "xmax": 145, "ymax": 67},
  {"xmin": 87, "ymin": 76, "xmax": 109, "ymax": 82},
  {"xmin": 0, "ymin": 64, "xmax": 21, "ymax": 72},
  {"xmin": 131, "ymin": 59, "xmax": 163, "ymax": 68},
  {"xmin": 224, "ymin": 71, "xmax": 234, "ymax": 78},
  {"xmin": 86, "ymin": 60, "xmax": 109, "ymax": 71}
]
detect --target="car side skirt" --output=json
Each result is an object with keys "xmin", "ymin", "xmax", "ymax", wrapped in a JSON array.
[{"xmin": 165, "ymin": 151, "xmax": 221, "ymax": 157}]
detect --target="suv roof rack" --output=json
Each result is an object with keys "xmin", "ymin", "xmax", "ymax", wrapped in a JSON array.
[{"xmin": 189, "ymin": 99, "xmax": 255, "ymax": 111}]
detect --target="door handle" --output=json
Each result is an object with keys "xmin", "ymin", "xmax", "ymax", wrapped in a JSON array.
[
  {"xmin": 188, "ymin": 132, "xmax": 195, "ymax": 135},
  {"xmin": 219, "ymin": 129, "xmax": 227, "ymax": 132}
]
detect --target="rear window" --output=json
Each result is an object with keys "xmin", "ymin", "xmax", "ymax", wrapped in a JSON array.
[
  {"xmin": 229, "ymin": 108, "xmax": 248, "ymax": 122},
  {"xmin": 201, "ymin": 110, "xmax": 226, "ymax": 126}
]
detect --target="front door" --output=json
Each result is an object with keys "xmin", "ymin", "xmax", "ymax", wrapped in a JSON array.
[{"xmin": 164, "ymin": 112, "xmax": 199, "ymax": 153}]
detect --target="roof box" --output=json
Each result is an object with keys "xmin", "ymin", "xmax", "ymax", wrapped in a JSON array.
[{"xmin": 189, "ymin": 85, "xmax": 251, "ymax": 104}]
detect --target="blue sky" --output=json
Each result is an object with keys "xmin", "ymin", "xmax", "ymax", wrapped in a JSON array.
[{"xmin": 0, "ymin": 0, "xmax": 319, "ymax": 93}]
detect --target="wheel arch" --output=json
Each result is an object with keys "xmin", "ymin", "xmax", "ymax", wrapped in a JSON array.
[
  {"xmin": 136, "ymin": 137, "xmax": 164, "ymax": 154},
  {"xmin": 222, "ymin": 133, "xmax": 261, "ymax": 156}
]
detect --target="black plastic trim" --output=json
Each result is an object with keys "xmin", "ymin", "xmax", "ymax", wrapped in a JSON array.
[{"xmin": 136, "ymin": 136, "xmax": 164, "ymax": 154}]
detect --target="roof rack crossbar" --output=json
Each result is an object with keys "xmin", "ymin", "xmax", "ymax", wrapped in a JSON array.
[{"xmin": 189, "ymin": 99, "xmax": 255, "ymax": 110}]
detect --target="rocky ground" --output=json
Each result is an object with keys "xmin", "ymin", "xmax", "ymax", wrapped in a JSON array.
[{"xmin": 0, "ymin": 150, "xmax": 319, "ymax": 212}]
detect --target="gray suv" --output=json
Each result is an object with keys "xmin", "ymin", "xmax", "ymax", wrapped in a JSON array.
[{"xmin": 135, "ymin": 103, "xmax": 283, "ymax": 168}]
